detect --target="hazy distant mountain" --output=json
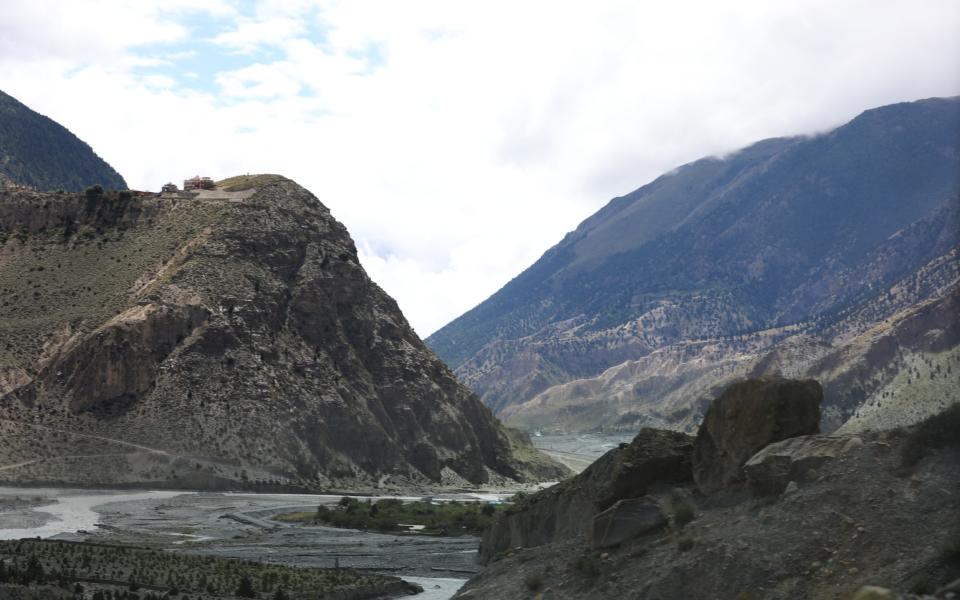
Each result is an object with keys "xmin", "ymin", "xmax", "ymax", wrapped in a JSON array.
[
  {"xmin": 427, "ymin": 97, "xmax": 960, "ymax": 433},
  {"xmin": 0, "ymin": 89, "xmax": 126, "ymax": 191},
  {"xmin": 0, "ymin": 175, "xmax": 565, "ymax": 488}
]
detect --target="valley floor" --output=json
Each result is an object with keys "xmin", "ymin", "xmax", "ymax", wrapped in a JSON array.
[
  {"xmin": 0, "ymin": 434, "xmax": 623, "ymax": 599},
  {"xmin": 532, "ymin": 434, "xmax": 636, "ymax": 474},
  {"xmin": 0, "ymin": 487, "xmax": 516, "ymax": 599}
]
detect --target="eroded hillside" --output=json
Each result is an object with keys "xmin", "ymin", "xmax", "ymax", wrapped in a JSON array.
[{"xmin": 0, "ymin": 176, "xmax": 567, "ymax": 489}]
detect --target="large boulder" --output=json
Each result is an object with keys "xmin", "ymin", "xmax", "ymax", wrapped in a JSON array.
[
  {"xmin": 744, "ymin": 434, "xmax": 864, "ymax": 496},
  {"xmin": 480, "ymin": 428, "xmax": 693, "ymax": 562},
  {"xmin": 591, "ymin": 498, "xmax": 667, "ymax": 549},
  {"xmin": 692, "ymin": 378, "xmax": 822, "ymax": 494}
]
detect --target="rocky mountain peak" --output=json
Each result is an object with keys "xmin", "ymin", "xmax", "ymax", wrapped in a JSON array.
[{"xmin": 0, "ymin": 175, "xmax": 567, "ymax": 489}]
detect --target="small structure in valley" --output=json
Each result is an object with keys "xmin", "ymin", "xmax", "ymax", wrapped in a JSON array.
[{"xmin": 183, "ymin": 176, "xmax": 215, "ymax": 191}]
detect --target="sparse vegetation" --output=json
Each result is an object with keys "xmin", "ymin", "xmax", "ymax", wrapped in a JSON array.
[
  {"xmin": 217, "ymin": 174, "xmax": 285, "ymax": 192},
  {"xmin": 900, "ymin": 403, "xmax": 960, "ymax": 466},
  {"xmin": 0, "ymin": 539, "xmax": 409, "ymax": 600},
  {"xmin": 276, "ymin": 497, "xmax": 499, "ymax": 536},
  {"xmin": 677, "ymin": 537, "xmax": 695, "ymax": 552}
]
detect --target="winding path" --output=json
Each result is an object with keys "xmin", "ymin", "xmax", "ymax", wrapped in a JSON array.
[{"xmin": 0, "ymin": 418, "xmax": 174, "ymax": 472}]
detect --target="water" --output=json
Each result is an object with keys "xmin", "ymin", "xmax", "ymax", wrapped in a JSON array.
[
  {"xmin": 404, "ymin": 576, "xmax": 467, "ymax": 599},
  {"xmin": 0, "ymin": 488, "xmax": 184, "ymax": 540},
  {"xmin": 0, "ymin": 488, "xmax": 475, "ymax": 599}
]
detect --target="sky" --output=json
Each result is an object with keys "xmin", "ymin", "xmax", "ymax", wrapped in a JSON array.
[{"xmin": 1, "ymin": 1, "xmax": 958, "ymax": 336}]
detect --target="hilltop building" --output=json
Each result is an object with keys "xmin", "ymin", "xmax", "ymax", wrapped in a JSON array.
[
  {"xmin": 183, "ymin": 176, "xmax": 215, "ymax": 191},
  {"xmin": 161, "ymin": 182, "xmax": 179, "ymax": 193}
]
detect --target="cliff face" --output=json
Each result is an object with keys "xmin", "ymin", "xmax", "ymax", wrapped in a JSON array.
[
  {"xmin": 0, "ymin": 90, "xmax": 127, "ymax": 192},
  {"xmin": 0, "ymin": 176, "xmax": 567, "ymax": 488},
  {"xmin": 480, "ymin": 427, "xmax": 693, "ymax": 562},
  {"xmin": 427, "ymin": 97, "xmax": 960, "ymax": 434}
]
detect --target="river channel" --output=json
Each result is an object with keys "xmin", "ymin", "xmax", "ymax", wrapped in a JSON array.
[{"xmin": 0, "ymin": 487, "xmax": 511, "ymax": 599}]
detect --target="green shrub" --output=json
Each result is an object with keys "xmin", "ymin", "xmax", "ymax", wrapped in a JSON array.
[
  {"xmin": 235, "ymin": 575, "xmax": 256, "ymax": 598},
  {"xmin": 572, "ymin": 553, "xmax": 601, "ymax": 578},
  {"xmin": 909, "ymin": 579, "xmax": 936, "ymax": 595},
  {"xmin": 85, "ymin": 184, "xmax": 104, "ymax": 199},
  {"xmin": 669, "ymin": 492, "xmax": 696, "ymax": 526},
  {"xmin": 942, "ymin": 527, "xmax": 960, "ymax": 566},
  {"xmin": 309, "ymin": 499, "xmax": 495, "ymax": 535},
  {"xmin": 523, "ymin": 571, "xmax": 544, "ymax": 591}
]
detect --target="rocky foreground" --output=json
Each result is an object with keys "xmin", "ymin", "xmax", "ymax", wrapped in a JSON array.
[
  {"xmin": 0, "ymin": 175, "xmax": 566, "ymax": 489},
  {"xmin": 455, "ymin": 378, "xmax": 960, "ymax": 600}
]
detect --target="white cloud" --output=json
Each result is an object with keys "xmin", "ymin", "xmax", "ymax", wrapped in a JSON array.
[
  {"xmin": 213, "ymin": 17, "xmax": 306, "ymax": 53},
  {"xmin": 0, "ymin": 0, "xmax": 958, "ymax": 336}
]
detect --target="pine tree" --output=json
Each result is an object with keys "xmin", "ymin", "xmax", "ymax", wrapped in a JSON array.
[{"xmin": 236, "ymin": 575, "xmax": 257, "ymax": 598}]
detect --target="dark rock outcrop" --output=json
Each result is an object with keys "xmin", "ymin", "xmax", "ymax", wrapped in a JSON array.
[
  {"xmin": 0, "ymin": 175, "xmax": 567, "ymax": 488},
  {"xmin": 480, "ymin": 427, "xmax": 692, "ymax": 561},
  {"xmin": 692, "ymin": 378, "xmax": 822, "ymax": 494},
  {"xmin": 591, "ymin": 498, "xmax": 667, "ymax": 549},
  {"xmin": 455, "ymin": 409, "xmax": 960, "ymax": 600}
]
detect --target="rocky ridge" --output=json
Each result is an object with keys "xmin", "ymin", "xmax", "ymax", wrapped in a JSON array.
[{"xmin": 0, "ymin": 175, "xmax": 567, "ymax": 489}]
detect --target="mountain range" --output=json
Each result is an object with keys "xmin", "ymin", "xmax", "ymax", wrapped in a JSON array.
[{"xmin": 427, "ymin": 96, "xmax": 960, "ymax": 434}]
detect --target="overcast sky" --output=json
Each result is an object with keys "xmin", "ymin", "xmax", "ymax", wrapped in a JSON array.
[{"xmin": 1, "ymin": 1, "xmax": 958, "ymax": 336}]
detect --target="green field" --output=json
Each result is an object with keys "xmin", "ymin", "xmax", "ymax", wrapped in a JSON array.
[{"xmin": 276, "ymin": 498, "xmax": 498, "ymax": 536}]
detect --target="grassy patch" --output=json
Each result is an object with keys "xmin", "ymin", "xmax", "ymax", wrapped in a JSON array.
[
  {"xmin": 272, "ymin": 511, "xmax": 315, "ymax": 523},
  {"xmin": 217, "ymin": 174, "xmax": 285, "ymax": 192},
  {"xmin": 279, "ymin": 497, "xmax": 498, "ymax": 536}
]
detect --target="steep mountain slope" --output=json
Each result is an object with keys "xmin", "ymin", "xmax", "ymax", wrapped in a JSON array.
[
  {"xmin": 0, "ymin": 89, "xmax": 126, "ymax": 192},
  {"xmin": 0, "ymin": 176, "xmax": 566, "ymax": 488},
  {"xmin": 427, "ymin": 97, "xmax": 960, "ymax": 432}
]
